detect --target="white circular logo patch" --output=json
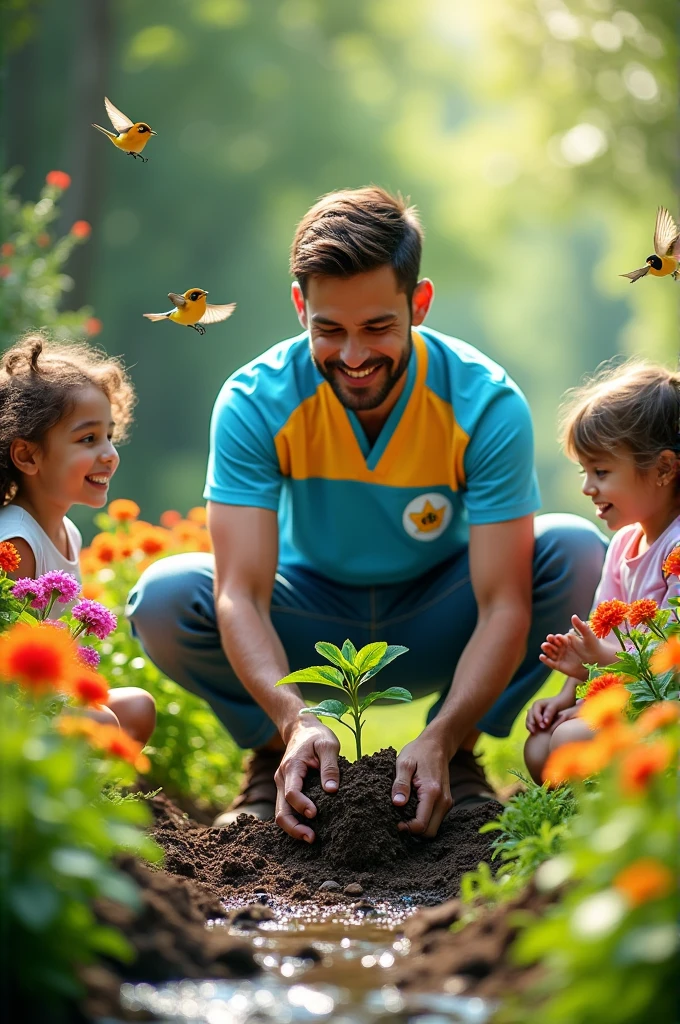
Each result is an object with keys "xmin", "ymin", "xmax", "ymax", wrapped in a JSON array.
[{"xmin": 402, "ymin": 493, "xmax": 452, "ymax": 542}]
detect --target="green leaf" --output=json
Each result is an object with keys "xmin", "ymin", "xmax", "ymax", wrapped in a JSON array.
[
  {"xmin": 341, "ymin": 639, "xmax": 357, "ymax": 661},
  {"xmin": 276, "ymin": 666, "xmax": 346, "ymax": 688},
  {"xmin": 315, "ymin": 642, "xmax": 357, "ymax": 676},
  {"xmin": 300, "ymin": 698, "xmax": 350, "ymax": 721},
  {"xmin": 360, "ymin": 645, "xmax": 409, "ymax": 683},
  {"xmin": 10, "ymin": 882, "xmax": 60, "ymax": 930},
  {"xmin": 354, "ymin": 642, "xmax": 388, "ymax": 674},
  {"xmin": 359, "ymin": 686, "xmax": 413, "ymax": 712}
]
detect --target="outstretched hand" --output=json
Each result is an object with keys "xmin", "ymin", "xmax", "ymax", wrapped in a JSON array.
[
  {"xmin": 391, "ymin": 732, "xmax": 452, "ymax": 838},
  {"xmin": 539, "ymin": 614, "xmax": 619, "ymax": 681},
  {"xmin": 274, "ymin": 719, "xmax": 340, "ymax": 843}
]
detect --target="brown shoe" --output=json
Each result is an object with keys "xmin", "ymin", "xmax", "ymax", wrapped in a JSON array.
[
  {"xmin": 448, "ymin": 749, "xmax": 497, "ymax": 808},
  {"xmin": 212, "ymin": 748, "xmax": 280, "ymax": 827}
]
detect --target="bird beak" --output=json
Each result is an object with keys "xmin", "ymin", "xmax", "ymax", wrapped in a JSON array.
[
  {"xmin": 203, "ymin": 290, "xmax": 209, "ymax": 296},
  {"xmin": 150, "ymin": 130, "xmax": 158, "ymax": 136}
]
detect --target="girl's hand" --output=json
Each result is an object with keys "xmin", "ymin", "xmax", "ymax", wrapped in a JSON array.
[
  {"xmin": 526, "ymin": 690, "xmax": 576, "ymax": 734},
  {"xmin": 567, "ymin": 615, "xmax": 620, "ymax": 668},
  {"xmin": 539, "ymin": 631, "xmax": 588, "ymax": 681}
]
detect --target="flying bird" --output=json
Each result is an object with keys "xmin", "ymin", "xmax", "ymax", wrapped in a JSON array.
[
  {"xmin": 620, "ymin": 207, "xmax": 680, "ymax": 283},
  {"xmin": 92, "ymin": 97, "xmax": 157, "ymax": 162},
  {"xmin": 143, "ymin": 289, "xmax": 236, "ymax": 335}
]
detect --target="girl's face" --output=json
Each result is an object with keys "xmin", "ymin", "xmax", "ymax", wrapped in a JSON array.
[
  {"xmin": 579, "ymin": 446, "xmax": 675, "ymax": 533},
  {"xmin": 37, "ymin": 385, "xmax": 120, "ymax": 509}
]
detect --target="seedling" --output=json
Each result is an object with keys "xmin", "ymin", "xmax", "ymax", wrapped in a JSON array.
[{"xmin": 277, "ymin": 639, "xmax": 411, "ymax": 759}]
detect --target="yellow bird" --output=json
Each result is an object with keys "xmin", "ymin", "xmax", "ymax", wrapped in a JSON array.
[
  {"xmin": 143, "ymin": 289, "xmax": 236, "ymax": 335},
  {"xmin": 621, "ymin": 207, "xmax": 680, "ymax": 283},
  {"xmin": 92, "ymin": 97, "xmax": 157, "ymax": 162}
]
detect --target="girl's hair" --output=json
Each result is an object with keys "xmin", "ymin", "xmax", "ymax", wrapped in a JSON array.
[
  {"xmin": 0, "ymin": 332, "xmax": 136, "ymax": 504},
  {"xmin": 560, "ymin": 359, "xmax": 680, "ymax": 469}
]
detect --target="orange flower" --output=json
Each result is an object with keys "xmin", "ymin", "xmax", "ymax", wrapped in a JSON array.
[
  {"xmin": 56, "ymin": 715, "xmax": 99, "ymax": 740},
  {"xmin": 614, "ymin": 858, "xmax": 674, "ymax": 907},
  {"xmin": 542, "ymin": 740, "xmax": 605, "ymax": 785},
  {"xmin": 591, "ymin": 723, "xmax": 635, "ymax": 761},
  {"xmin": 0, "ymin": 540, "xmax": 21, "ymax": 573},
  {"xmin": 1, "ymin": 242, "xmax": 14, "ymax": 257},
  {"xmin": 590, "ymin": 599, "xmax": 630, "ymax": 639},
  {"xmin": 36, "ymin": 232, "xmax": 50, "ymax": 248},
  {"xmin": 578, "ymin": 685, "xmax": 629, "ymax": 730},
  {"xmin": 651, "ymin": 637, "xmax": 680, "ymax": 676},
  {"xmin": 620, "ymin": 740, "xmax": 673, "ymax": 795},
  {"xmin": 46, "ymin": 170, "xmax": 71, "ymax": 189},
  {"xmin": 108, "ymin": 499, "xmax": 140, "ymax": 523},
  {"xmin": 585, "ymin": 672, "xmax": 628, "ymax": 700},
  {"xmin": 80, "ymin": 579, "xmax": 104, "ymax": 600},
  {"xmin": 85, "ymin": 316, "xmax": 102, "ymax": 337},
  {"xmin": 91, "ymin": 533, "xmax": 118, "ymax": 564},
  {"xmin": 0, "ymin": 622, "xmax": 75, "ymax": 693},
  {"xmin": 137, "ymin": 527, "xmax": 169, "ymax": 556},
  {"xmin": 662, "ymin": 545, "xmax": 680, "ymax": 579},
  {"xmin": 0, "ymin": 266, "xmax": 11, "ymax": 279},
  {"xmin": 160, "ymin": 509, "xmax": 182, "ymax": 528},
  {"xmin": 171, "ymin": 520, "xmax": 202, "ymax": 545},
  {"xmin": 636, "ymin": 701, "xmax": 680, "ymax": 737},
  {"xmin": 187, "ymin": 506, "xmax": 207, "ymax": 525},
  {"xmin": 71, "ymin": 220, "xmax": 91, "ymax": 239},
  {"xmin": 117, "ymin": 536, "xmax": 135, "ymax": 560},
  {"xmin": 89, "ymin": 723, "xmax": 150, "ymax": 772},
  {"xmin": 197, "ymin": 531, "xmax": 212, "ymax": 553},
  {"xmin": 627, "ymin": 598, "xmax": 659, "ymax": 628},
  {"xmin": 66, "ymin": 668, "xmax": 109, "ymax": 707}
]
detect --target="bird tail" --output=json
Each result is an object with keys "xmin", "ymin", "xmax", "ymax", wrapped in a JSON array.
[
  {"xmin": 92, "ymin": 122, "xmax": 117, "ymax": 140},
  {"xmin": 142, "ymin": 313, "xmax": 170, "ymax": 322},
  {"xmin": 620, "ymin": 267, "xmax": 650, "ymax": 283}
]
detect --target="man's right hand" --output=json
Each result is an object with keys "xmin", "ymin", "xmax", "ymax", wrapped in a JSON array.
[{"xmin": 274, "ymin": 718, "xmax": 340, "ymax": 842}]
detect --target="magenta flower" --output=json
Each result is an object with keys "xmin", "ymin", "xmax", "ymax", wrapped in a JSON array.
[
  {"xmin": 11, "ymin": 577, "xmax": 48, "ymax": 610},
  {"xmin": 38, "ymin": 570, "xmax": 80, "ymax": 605},
  {"xmin": 71, "ymin": 599, "xmax": 117, "ymax": 640},
  {"xmin": 77, "ymin": 645, "xmax": 101, "ymax": 668}
]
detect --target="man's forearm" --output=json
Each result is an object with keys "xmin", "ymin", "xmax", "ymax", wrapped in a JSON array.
[
  {"xmin": 427, "ymin": 605, "xmax": 530, "ymax": 757},
  {"xmin": 215, "ymin": 590, "xmax": 305, "ymax": 742}
]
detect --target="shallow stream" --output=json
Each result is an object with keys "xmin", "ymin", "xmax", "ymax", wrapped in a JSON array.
[{"xmin": 117, "ymin": 896, "xmax": 493, "ymax": 1024}]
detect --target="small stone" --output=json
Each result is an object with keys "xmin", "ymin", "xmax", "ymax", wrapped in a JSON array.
[
  {"xmin": 343, "ymin": 882, "xmax": 363, "ymax": 896},
  {"xmin": 352, "ymin": 898, "xmax": 375, "ymax": 913},
  {"xmin": 318, "ymin": 880, "xmax": 341, "ymax": 892}
]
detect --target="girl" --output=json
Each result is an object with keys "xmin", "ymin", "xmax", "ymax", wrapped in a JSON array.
[
  {"xmin": 525, "ymin": 360, "xmax": 680, "ymax": 783},
  {"xmin": 0, "ymin": 333, "xmax": 155, "ymax": 744}
]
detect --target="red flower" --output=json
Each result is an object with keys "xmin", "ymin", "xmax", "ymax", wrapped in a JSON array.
[
  {"xmin": 46, "ymin": 170, "xmax": 71, "ymax": 190},
  {"xmin": 0, "ymin": 622, "xmax": 76, "ymax": 693},
  {"xmin": 0, "ymin": 541, "xmax": 21, "ymax": 573},
  {"xmin": 620, "ymin": 740, "xmax": 672, "ymax": 794},
  {"xmin": 589, "ymin": 599, "xmax": 630, "ymax": 639},
  {"xmin": 662, "ymin": 546, "xmax": 680, "ymax": 579},
  {"xmin": 627, "ymin": 598, "xmax": 659, "ymax": 628},
  {"xmin": 66, "ymin": 668, "xmax": 110, "ymax": 707},
  {"xmin": 1, "ymin": 243, "xmax": 14, "ymax": 257},
  {"xmin": 36, "ymin": 232, "xmax": 51, "ymax": 248},
  {"xmin": 585, "ymin": 672, "xmax": 628, "ymax": 700},
  {"xmin": 0, "ymin": 266, "xmax": 11, "ymax": 279},
  {"xmin": 160, "ymin": 510, "xmax": 182, "ymax": 528},
  {"xmin": 85, "ymin": 317, "xmax": 102, "ymax": 337},
  {"xmin": 71, "ymin": 220, "xmax": 91, "ymax": 239}
]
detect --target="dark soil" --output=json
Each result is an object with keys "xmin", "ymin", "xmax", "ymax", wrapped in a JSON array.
[
  {"xmin": 152, "ymin": 747, "xmax": 502, "ymax": 904},
  {"xmin": 394, "ymin": 887, "xmax": 551, "ymax": 1000}
]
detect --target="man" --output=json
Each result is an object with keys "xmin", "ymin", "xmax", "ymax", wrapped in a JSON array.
[{"xmin": 128, "ymin": 186, "xmax": 606, "ymax": 840}]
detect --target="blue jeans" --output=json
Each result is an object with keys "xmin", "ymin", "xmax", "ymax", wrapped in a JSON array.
[{"xmin": 127, "ymin": 513, "xmax": 606, "ymax": 748}]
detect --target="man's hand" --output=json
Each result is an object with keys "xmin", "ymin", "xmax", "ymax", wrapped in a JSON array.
[
  {"xmin": 391, "ymin": 731, "xmax": 452, "ymax": 838},
  {"xmin": 274, "ymin": 718, "xmax": 340, "ymax": 843}
]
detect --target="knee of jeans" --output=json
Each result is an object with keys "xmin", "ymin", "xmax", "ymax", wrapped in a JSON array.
[
  {"xmin": 536, "ymin": 512, "xmax": 607, "ymax": 589},
  {"xmin": 126, "ymin": 552, "xmax": 211, "ymax": 654}
]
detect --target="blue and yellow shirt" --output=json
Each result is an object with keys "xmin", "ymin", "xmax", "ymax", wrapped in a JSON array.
[{"xmin": 204, "ymin": 327, "xmax": 540, "ymax": 586}]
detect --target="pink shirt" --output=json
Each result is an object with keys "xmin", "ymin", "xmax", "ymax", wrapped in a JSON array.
[{"xmin": 593, "ymin": 514, "xmax": 680, "ymax": 610}]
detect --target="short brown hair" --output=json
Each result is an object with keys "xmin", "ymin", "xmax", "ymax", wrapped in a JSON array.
[
  {"xmin": 290, "ymin": 186, "xmax": 423, "ymax": 298},
  {"xmin": 0, "ymin": 332, "xmax": 136, "ymax": 504},
  {"xmin": 560, "ymin": 359, "xmax": 680, "ymax": 469}
]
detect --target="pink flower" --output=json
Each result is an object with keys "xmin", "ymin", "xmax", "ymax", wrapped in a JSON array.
[
  {"xmin": 77, "ymin": 645, "xmax": 101, "ymax": 669},
  {"xmin": 11, "ymin": 577, "xmax": 48, "ymax": 610},
  {"xmin": 71, "ymin": 599, "xmax": 117, "ymax": 640},
  {"xmin": 38, "ymin": 570, "xmax": 80, "ymax": 604}
]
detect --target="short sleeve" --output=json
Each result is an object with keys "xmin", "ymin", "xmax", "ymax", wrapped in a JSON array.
[
  {"xmin": 203, "ymin": 381, "xmax": 281, "ymax": 510},
  {"xmin": 462, "ymin": 386, "xmax": 541, "ymax": 525}
]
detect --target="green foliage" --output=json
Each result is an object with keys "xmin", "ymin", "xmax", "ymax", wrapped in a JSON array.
[
  {"xmin": 0, "ymin": 169, "xmax": 95, "ymax": 345},
  {"xmin": 278, "ymin": 640, "xmax": 410, "ymax": 759},
  {"xmin": 0, "ymin": 571, "xmax": 23, "ymax": 632},
  {"xmin": 0, "ymin": 689, "xmax": 162, "ymax": 1011}
]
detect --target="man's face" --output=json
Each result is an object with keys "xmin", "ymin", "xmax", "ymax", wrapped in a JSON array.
[{"xmin": 292, "ymin": 265, "xmax": 432, "ymax": 412}]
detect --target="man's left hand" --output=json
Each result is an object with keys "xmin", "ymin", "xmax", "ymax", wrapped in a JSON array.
[{"xmin": 391, "ymin": 731, "xmax": 453, "ymax": 837}]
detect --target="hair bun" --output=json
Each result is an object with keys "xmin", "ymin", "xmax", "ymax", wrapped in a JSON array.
[{"xmin": 3, "ymin": 334, "xmax": 44, "ymax": 376}]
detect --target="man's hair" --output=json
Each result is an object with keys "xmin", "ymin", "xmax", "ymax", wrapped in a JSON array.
[
  {"xmin": 290, "ymin": 186, "xmax": 423, "ymax": 298},
  {"xmin": 560, "ymin": 359, "xmax": 680, "ymax": 470}
]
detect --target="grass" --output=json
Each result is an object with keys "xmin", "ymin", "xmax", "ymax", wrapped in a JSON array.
[{"xmin": 325, "ymin": 671, "xmax": 564, "ymax": 791}]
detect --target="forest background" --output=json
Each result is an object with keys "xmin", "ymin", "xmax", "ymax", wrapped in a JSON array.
[{"xmin": 2, "ymin": 0, "xmax": 677, "ymax": 536}]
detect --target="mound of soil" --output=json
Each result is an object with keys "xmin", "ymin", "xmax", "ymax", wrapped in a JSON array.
[{"xmin": 153, "ymin": 748, "xmax": 502, "ymax": 904}]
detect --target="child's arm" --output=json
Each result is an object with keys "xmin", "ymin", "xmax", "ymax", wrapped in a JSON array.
[
  {"xmin": 526, "ymin": 677, "xmax": 579, "ymax": 734},
  {"xmin": 5, "ymin": 537, "xmax": 36, "ymax": 579},
  {"xmin": 540, "ymin": 615, "xmax": 619, "ymax": 680}
]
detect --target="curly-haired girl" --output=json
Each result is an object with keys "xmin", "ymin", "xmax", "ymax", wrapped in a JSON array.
[{"xmin": 0, "ymin": 332, "xmax": 154, "ymax": 742}]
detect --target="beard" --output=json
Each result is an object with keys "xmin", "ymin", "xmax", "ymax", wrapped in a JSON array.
[{"xmin": 312, "ymin": 332, "xmax": 413, "ymax": 412}]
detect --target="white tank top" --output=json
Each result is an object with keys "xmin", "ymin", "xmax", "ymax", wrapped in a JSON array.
[{"xmin": 0, "ymin": 505, "xmax": 82, "ymax": 607}]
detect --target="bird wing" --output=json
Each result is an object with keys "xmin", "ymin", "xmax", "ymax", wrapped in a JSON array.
[
  {"xmin": 620, "ymin": 266, "xmax": 650, "ymax": 283},
  {"xmin": 198, "ymin": 302, "xmax": 237, "ymax": 325},
  {"xmin": 168, "ymin": 292, "xmax": 187, "ymax": 308},
  {"xmin": 105, "ymin": 96, "xmax": 134, "ymax": 134},
  {"xmin": 653, "ymin": 206, "xmax": 680, "ymax": 257},
  {"xmin": 143, "ymin": 310, "xmax": 174, "ymax": 321}
]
